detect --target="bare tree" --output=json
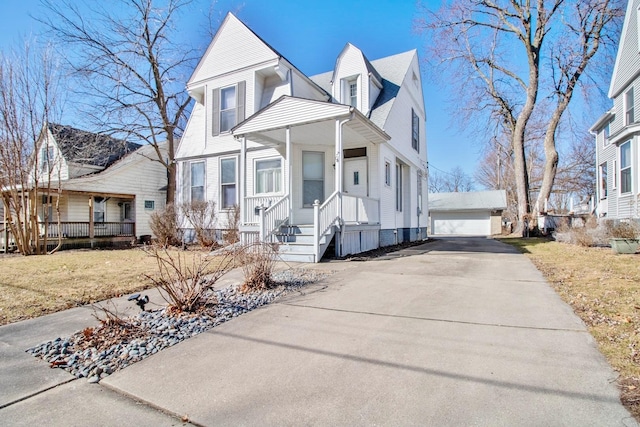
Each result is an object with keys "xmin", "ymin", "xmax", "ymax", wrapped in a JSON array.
[
  {"xmin": 40, "ymin": 0, "xmax": 198, "ymax": 204},
  {"xmin": 429, "ymin": 166, "xmax": 475, "ymax": 193},
  {"xmin": 535, "ymin": 0, "xmax": 623, "ymax": 211},
  {"xmin": 416, "ymin": 0, "xmax": 622, "ymax": 229},
  {"xmin": 0, "ymin": 42, "xmax": 63, "ymax": 255}
]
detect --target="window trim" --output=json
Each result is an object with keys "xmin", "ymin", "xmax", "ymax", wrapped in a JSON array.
[
  {"xmin": 190, "ymin": 160, "xmax": 206, "ymax": 203},
  {"xmin": 625, "ymin": 87, "xmax": 635, "ymax": 126},
  {"xmin": 395, "ymin": 162, "xmax": 403, "ymax": 212},
  {"xmin": 384, "ymin": 160, "xmax": 391, "ymax": 187},
  {"xmin": 93, "ymin": 196, "xmax": 106, "ymax": 223},
  {"xmin": 254, "ymin": 156, "xmax": 283, "ymax": 195},
  {"xmin": 302, "ymin": 151, "xmax": 325, "ymax": 208},
  {"xmin": 620, "ymin": 140, "xmax": 632, "ymax": 195},
  {"xmin": 603, "ymin": 121, "xmax": 611, "ymax": 146},
  {"xmin": 599, "ymin": 162, "xmax": 608, "ymax": 200},
  {"xmin": 411, "ymin": 109, "xmax": 419, "ymax": 152},
  {"xmin": 220, "ymin": 156, "xmax": 237, "ymax": 210},
  {"xmin": 219, "ymin": 84, "xmax": 237, "ymax": 134}
]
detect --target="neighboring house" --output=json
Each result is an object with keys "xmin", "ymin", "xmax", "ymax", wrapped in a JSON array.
[
  {"xmin": 24, "ymin": 123, "xmax": 167, "ymax": 249},
  {"xmin": 428, "ymin": 190, "xmax": 507, "ymax": 236},
  {"xmin": 591, "ymin": 0, "xmax": 640, "ymax": 219},
  {"xmin": 176, "ymin": 13, "xmax": 429, "ymax": 262}
]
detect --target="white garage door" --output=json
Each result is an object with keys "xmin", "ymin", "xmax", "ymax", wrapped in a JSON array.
[{"xmin": 431, "ymin": 211, "xmax": 491, "ymax": 236}]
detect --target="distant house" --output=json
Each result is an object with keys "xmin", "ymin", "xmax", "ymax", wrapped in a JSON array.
[
  {"xmin": 176, "ymin": 12, "xmax": 429, "ymax": 262},
  {"xmin": 21, "ymin": 123, "xmax": 167, "ymax": 249},
  {"xmin": 591, "ymin": 0, "xmax": 640, "ymax": 219},
  {"xmin": 428, "ymin": 190, "xmax": 507, "ymax": 236}
]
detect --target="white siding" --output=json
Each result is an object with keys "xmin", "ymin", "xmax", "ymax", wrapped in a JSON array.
[
  {"xmin": 189, "ymin": 14, "xmax": 278, "ymax": 85},
  {"xmin": 61, "ymin": 145, "xmax": 167, "ymax": 236},
  {"xmin": 333, "ymin": 44, "xmax": 370, "ymax": 114}
]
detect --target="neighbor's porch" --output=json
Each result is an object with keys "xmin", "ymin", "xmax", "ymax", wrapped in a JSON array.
[
  {"xmin": 1, "ymin": 188, "xmax": 137, "ymax": 253},
  {"xmin": 233, "ymin": 96, "xmax": 389, "ymax": 261}
]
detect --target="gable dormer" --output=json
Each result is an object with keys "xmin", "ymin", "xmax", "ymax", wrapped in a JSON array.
[{"xmin": 331, "ymin": 43, "xmax": 383, "ymax": 116}]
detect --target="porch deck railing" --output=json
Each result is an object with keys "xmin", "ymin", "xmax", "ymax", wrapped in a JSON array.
[
  {"xmin": 342, "ymin": 194, "xmax": 380, "ymax": 224},
  {"xmin": 38, "ymin": 221, "xmax": 136, "ymax": 238},
  {"xmin": 245, "ymin": 195, "xmax": 284, "ymax": 224},
  {"xmin": 258, "ymin": 194, "xmax": 290, "ymax": 242}
]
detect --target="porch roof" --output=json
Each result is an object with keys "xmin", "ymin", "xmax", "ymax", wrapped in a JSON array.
[{"xmin": 232, "ymin": 96, "xmax": 390, "ymax": 146}]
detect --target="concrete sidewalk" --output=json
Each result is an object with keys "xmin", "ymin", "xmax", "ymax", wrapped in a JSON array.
[{"xmin": 1, "ymin": 237, "xmax": 637, "ymax": 426}]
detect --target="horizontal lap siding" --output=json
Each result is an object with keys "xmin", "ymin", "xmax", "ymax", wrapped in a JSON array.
[{"xmin": 611, "ymin": 0, "xmax": 640, "ymax": 98}]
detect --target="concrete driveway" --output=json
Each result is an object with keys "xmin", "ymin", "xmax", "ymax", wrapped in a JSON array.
[{"xmin": 1, "ymin": 237, "xmax": 637, "ymax": 426}]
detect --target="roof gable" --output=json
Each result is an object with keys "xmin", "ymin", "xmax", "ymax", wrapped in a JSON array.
[
  {"xmin": 188, "ymin": 12, "xmax": 279, "ymax": 86},
  {"xmin": 47, "ymin": 123, "xmax": 140, "ymax": 169},
  {"xmin": 609, "ymin": 0, "xmax": 640, "ymax": 98}
]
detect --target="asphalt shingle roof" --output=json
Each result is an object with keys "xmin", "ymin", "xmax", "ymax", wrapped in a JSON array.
[{"xmin": 48, "ymin": 123, "xmax": 141, "ymax": 168}]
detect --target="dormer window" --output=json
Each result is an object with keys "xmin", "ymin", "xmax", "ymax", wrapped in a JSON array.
[{"xmin": 349, "ymin": 80, "xmax": 358, "ymax": 108}]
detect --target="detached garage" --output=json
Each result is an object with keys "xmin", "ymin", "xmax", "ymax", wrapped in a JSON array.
[{"xmin": 429, "ymin": 190, "xmax": 507, "ymax": 236}]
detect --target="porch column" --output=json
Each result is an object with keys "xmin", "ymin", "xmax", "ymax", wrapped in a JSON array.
[
  {"xmin": 88, "ymin": 196, "xmax": 94, "ymax": 239},
  {"xmin": 335, "ymin": 119, "xmax": 342, "ymax": 194},
  {"xmin": 239, "ymin": 136, "xmax": 246, "ymax": 224},
  {"xmin": 285, "ymin": 126, "xmax": 292, "ymax": 223}
]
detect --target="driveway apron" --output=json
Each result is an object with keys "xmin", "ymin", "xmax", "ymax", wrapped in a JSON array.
[{"xmin": 100, "ymin": 237, "xmax": 637, "ymax": 426}]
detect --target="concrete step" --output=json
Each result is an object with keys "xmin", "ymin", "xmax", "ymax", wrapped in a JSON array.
[
  {"xmin": 277, "ymin": 252, "xmax": 316, "ymax": 263},
  {"xmin": 279, "ymin": 225, "xmax": 314, "ymax": 235},
  {"xmin": 277, "ymin": 242, "xmax": 317, "ymax": 253},
  {"xmin": 275, "ymin": 233, "xmax": 315, "ymax": 244}
]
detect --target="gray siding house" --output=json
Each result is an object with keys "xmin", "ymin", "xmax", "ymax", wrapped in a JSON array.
[{"xmin": 591, "ymin": 0, "xmax": 640, "ymax": 219}]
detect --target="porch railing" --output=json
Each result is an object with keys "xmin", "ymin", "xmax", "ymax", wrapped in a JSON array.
[
  {"xmin": 38, "ymin": 222, "xmax": 135, "ymax": 238},
  {"xmin": 342, "ymin": 194, "xmax": 380, "ymax": 224},
  {"xmin": 258, "ymin": 194, "xmax": 290, "ymax": 242},
  {"xmin": 245, "ymin": 195, "xmax": 285, "ymax": 224}
]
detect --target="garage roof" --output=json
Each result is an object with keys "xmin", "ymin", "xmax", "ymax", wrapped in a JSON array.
[{"xmin": 429, "ymin": 190, "xmax": 507, "ymax": 212}]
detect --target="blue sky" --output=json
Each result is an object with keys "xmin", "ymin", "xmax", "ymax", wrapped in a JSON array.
[{"xmin": 0, "ymin": 0, "xmax": 591, "ymax": 184}]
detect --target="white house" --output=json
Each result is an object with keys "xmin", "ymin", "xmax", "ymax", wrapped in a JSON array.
[
  {"xmin": 591, "ymin": 0, "xmax": 640, "ymax": 220},
  {"xmin": 27, "ymin": 123, "xmax": 167, "ymax": 248},
  {"xmin": 176, "ymin": 13, "xmax": 428, "ymax": 261}
]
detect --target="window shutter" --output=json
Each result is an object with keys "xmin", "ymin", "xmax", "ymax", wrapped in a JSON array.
[
  {"xmin": 236, "ymin": 80, "xmax": 246, "ymax": 124},
  {"xmin": 212, "ymin": 88, "xmax": 220, "ymax": 136}
]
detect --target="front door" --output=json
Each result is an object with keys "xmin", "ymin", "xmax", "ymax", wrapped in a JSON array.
[{"xmin": 344, "ymin": 158, "xmax": 367, "ymax": 197}]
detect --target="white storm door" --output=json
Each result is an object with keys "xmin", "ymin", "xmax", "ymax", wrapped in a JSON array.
[{"xmin": 343, "ymin": 158, "xmax": 367, "ymax": 197}]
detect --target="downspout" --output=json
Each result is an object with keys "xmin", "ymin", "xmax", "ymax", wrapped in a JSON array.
[{"xmin": 336, "ymin": 111, "xmax": 354, "ymax": 256}]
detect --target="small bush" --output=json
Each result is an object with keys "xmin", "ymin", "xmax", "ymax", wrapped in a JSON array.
[
  {"xmin": 181, "ymin": 201, "xmax": 217, "ymax": 248},
  {"xmin": 150, "ymin": 204, "xmax": 182, "ymax": 247},
  {"xmin": 223, "ymin": 204, "xmax": 241, "ymax": 245},
  {"xmin": 144, "ymin": 245, "xmax": 237, "ymax": 312},
  {"xmin": 240, "ymin": 242, "xmax": 278, "ymax": 292}
]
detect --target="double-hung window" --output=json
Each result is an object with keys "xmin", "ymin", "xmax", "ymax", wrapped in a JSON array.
[
  {"xmin": 93, "ymin": 197, "xmax": 105, "ymax": 223},
  {"xmin": 255, "ymin": 158, "xmax": 282, "ymax": 194},
  {"xmin": 411, "ymin": 109, "xmax": 419, "ymax": 152},
  {"xmin": 190, "ymin": 161, "xmax": 205, "ymax": 202},
  {"xmin": 220, "ymin": 86, "xmax": 236, "ymax": 133},
  {"xmin": 349, "ymin": 80, "xmax": 358, "ymax": 108},
  {"xmin": 220, "ymin": 157, "xmax": 237, "ymax": 209},
  {"xmin": 599, "ymin": 162, "xmax": 608, "ymax": 199},
  {"xmin": 626, "ymin": 88, "xmax": 635, "ymax": 125},
  {"xmin": 41, "ymin": 146, "xmax": 54, "ymax": 174},
  {"xmin": 212, "ymin": 81, "xmax": 245, "ymax": 136},
  {"xmin": 620, "ymin": 141, "xmax": 632, "ymax": 194}
]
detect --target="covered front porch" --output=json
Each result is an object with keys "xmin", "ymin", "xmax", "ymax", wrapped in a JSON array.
[
  {"xmin": 1, "ymin": 188, "xmax": 137, "ymax": 253},
  {"xmin": 233, "ymin": 96, "xmax": 389, "ymax": 262}
]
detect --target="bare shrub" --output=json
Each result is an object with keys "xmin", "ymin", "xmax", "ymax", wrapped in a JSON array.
[
  {"xmin": 240, "ymin": 242, "xmax": 279, "ymax": 292},
  {"xmin": 223, "ymin": 204, "xmax": 241, "ymax": 245},
  {"xmin": 80, "ymin": 303, "xmax": 148, "ymax": 351},
  {"xmin": 144, "ymin": 246, "xmax": 237, "ymax": 312},
  {"xmin": 607, "ymin": 220, "xmax": 640, "ymax": 239},
  {"xmin": 181, "ymin": 201, "xmax": 217, "ymax": 248},
  {"xmin": 572, "ymin": 227, "xmax": 594, "ymax": 247},
  {"xmin": 150, "ymin": 204, "xmax": 182, "ymax": 247}
]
